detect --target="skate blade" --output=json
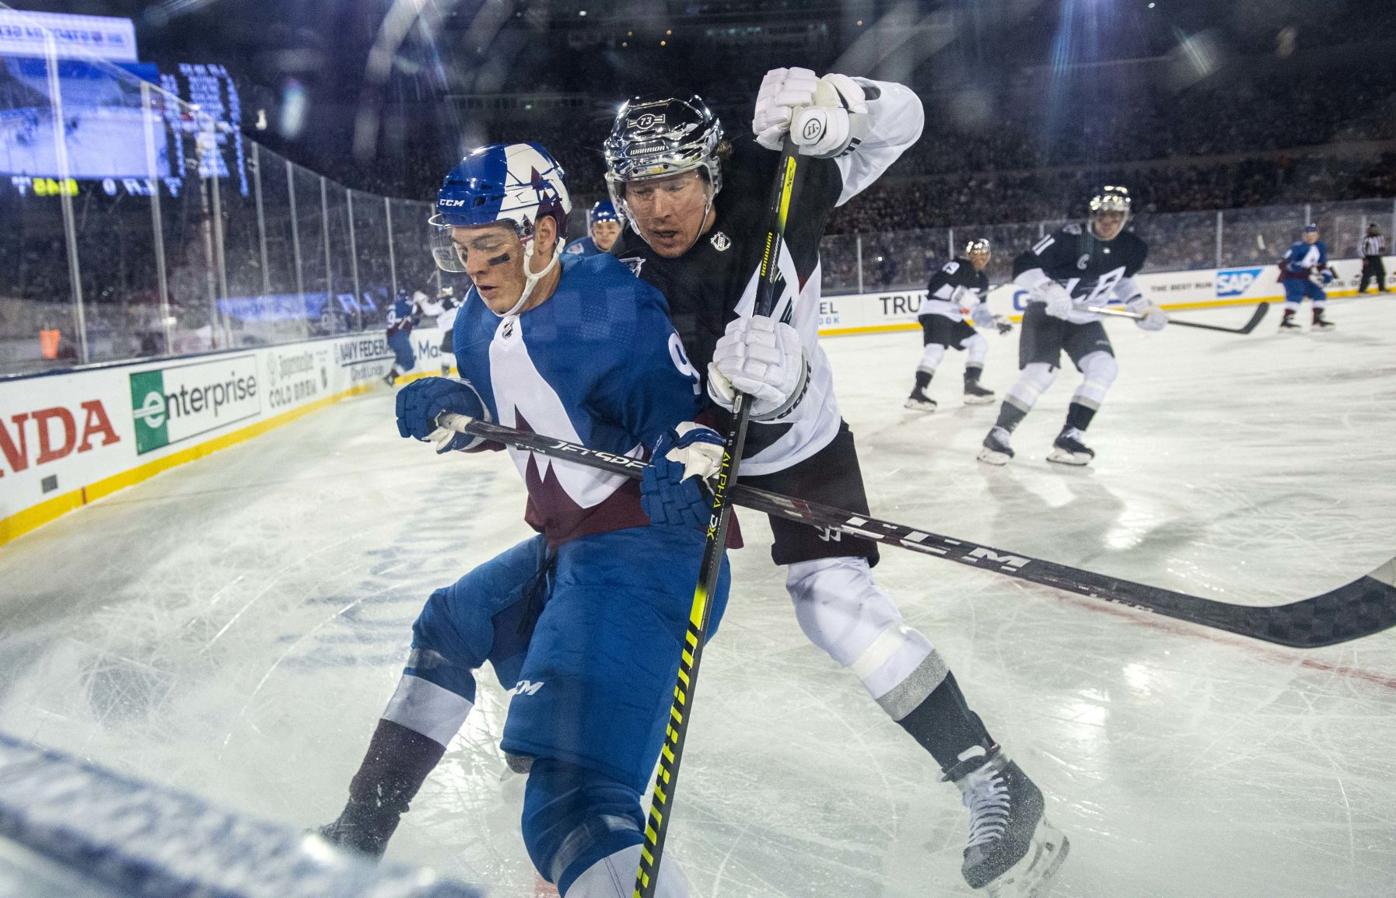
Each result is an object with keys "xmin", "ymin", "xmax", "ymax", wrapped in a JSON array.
[
  {"xmin": 963, "ymin": 394, "xmax": 997, "ymax": 406},
  {"xmin": 977, "ymin": 447, "xmax": 1011, "ymax": 466},
  {"xmin": 984, "ymin": 820, "xmax": 1070, "ymax": 898},
  {"xmin": 1046, "ymin": 448, "xmax": 1091, "ymax": 466},
  {"xmin": 904, "ymin": 398, "xmax": 937, "ymax": 412}
]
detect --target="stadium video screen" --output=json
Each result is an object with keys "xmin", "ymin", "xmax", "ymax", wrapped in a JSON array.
[{"xmin": 0, "ymin": 55, "xmax": 168, "ymax": 179}]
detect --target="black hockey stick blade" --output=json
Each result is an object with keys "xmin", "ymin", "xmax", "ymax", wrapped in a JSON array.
[
  {"xmin": 1089, "ymin": 302, "xmax": 1269, "ymax": 334},
  {"xmin": 435, "ymin": 413, "xmax": 1396, "ymax": 650}
]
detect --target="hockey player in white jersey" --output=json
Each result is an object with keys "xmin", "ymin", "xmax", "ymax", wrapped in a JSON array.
[
  {"xmin": 415, "ymin": 285, "xmax": 461, "ymax": 375},
  {"xmin": 607, "ymin": 73, "xmax": 1067, "ymax": 896},
  {"xmin": 905, "ymin": 238, "xmax": 1012, "ymax": 411},
  {"xmin": 979, "ymin": 186, "xmax": 1167, "ymax": 467}
]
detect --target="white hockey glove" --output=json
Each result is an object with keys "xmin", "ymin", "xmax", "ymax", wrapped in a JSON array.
[
  {"xmin": 969, "ymin": 302, "xmax": 997, "ymax": 331},
  {"xmin": 753, "ymin": 68, "xmax": 869, "ymax": 158},
  {"xmin": 661, "ymin": 422, "xmax": 725, "ymax": 483},
  {"xmin": 707, "ymin": 315, "xmax": 809, "ymax": 421},
  {"xmin": 1126, "ymin": 296, "xmax": 1167, "ymax": 332},
  {"xmin": 1039, "ymin": 282, "xmax": 1074, "ymax": 320}
]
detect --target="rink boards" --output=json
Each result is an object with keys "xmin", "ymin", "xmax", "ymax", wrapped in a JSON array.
[
  {"xmin": 818, "ymin": 253, "xmax": 1394, "ymax": 335},
  {"xmin": 2, "ymin": 253, "xmax": 1392, "ymax": 545},
  {"xmin": 0, "ymin": 326, "xmax": 451, "ymax": 546}
]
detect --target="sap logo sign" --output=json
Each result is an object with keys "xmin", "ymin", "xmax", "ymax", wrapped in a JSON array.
[{"xmin": 1216, "ymin": 267, "xmax": 1264, "ymax": 297}]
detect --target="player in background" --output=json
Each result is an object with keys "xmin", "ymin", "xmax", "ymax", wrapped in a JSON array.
[
  {"xmin": 416, "ymin": 285, "xmax": 461, "ymax": 375},
  {"xmin": 606, "ymin": 76, "xmax": 1067, "ymax": 897},
  {"xmin": 1359, "ymin": 223, "xmax": 1388, "ymax": 294},
  {"xmin": 1278, "ymin": 224, "xmax": 1336, "ymax": 332},
  {"xmin": 905, "ymin": 238, "xmax": 1012, "ymax": 411},
  {"xmin": 564, "ymin": 199, "xmax": 624, "ymax": 257},
  {"xmin": 318, "ymin": 143, "xmax": 729, "ymax": 898},
  {"xmin": 383, "ymin": 288, "xmax": 422, "ymax": 386},
  {"xmin": 978, "ymin": 187, "xmax": 1166, "ymax": 467}
]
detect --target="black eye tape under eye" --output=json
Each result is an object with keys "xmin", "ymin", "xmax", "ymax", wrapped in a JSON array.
[{"xmin": 487, "ymin": 252, "xmax": 511, "ymax": 266}]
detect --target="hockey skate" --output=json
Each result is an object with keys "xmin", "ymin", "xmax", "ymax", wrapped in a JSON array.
[
  {"xmin": 947, "ymin": 746, "xmax": 1069, "ymax": 898},
  {"xmin": 315, "ymin": 804, "xmax": 394, "ymax": 859},
  {"xmin": 905, "ymin": 388, "xmax": 938, "ymax": 412},
  {"xmin": 1278, "ymin": 311, "xmax": 1302, "ymax": 333},
  {"xmin": 977, "ymin": 426, "xmax": 1014, "ymax": 465},
  {"xmin": 1046, "ymin": 427, "xmax": 1093, "ymax": 466},
  {"xmin": 963, "ymin": 380, "xmax": 997, "ymax": 406},
  {"xmin": 1311, "ymin": 309, "xmax": 1335, "ymax": 331}
]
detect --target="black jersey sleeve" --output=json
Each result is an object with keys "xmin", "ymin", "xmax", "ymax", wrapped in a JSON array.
[
  {"xmin": 1012, "ymin": 225, "xmax": 1082, "ymax": 280},
  {"xmin": 1123, "ymin": 233, "xmax": 1149, "ymax": 276}
]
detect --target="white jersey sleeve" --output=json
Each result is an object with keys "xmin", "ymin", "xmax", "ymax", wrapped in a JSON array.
[{"xmin": 833, "ymin": 79, "xmax": 924, "ymax": 207}]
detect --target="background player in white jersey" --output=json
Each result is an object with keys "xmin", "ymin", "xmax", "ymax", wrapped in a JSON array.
[
  {"xmin": 415, "ymin": 285, "xmax": 461, "ymax": 375},
  {"xmin": 606, "ymin": 75, "xmax": 1067, "ymax": 896},
  {"xmin": 978, "ymin": 187, "xmax": 1167, "ymax": 467},
  {"xmin": 905, "ymin": 238, "xmax": 1012, "ymax": 411},
  {"xmin": 318, "ymin": 143, "xmax": 729, "ymax": 898},
  {"xmin": 1277, "ymin": 224, "xmax": 1336, "ymax": 331},
  {"xmin": 564, "ymin": 199, "xmax": 624, "ymax": 257}
]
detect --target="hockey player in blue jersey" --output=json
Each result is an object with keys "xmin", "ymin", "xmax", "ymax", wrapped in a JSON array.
[
  {"xmin": 318, "ymin": 143, "xmax": 731, "ymax": 898},
  {"xmin": 563, "ymin": 199, "xmax": 624, "ymax": 257},
  {"xmin": 383, "ymin": 288, "xmax": 421, "ymax": 385},
  {"xmin": 1278, "ymin": 224, "xmax": 1336, "ymax": 332}
]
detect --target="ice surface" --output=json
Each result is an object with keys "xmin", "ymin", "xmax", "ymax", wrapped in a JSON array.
[{"xmin": 2, "ymin": 296, "xmax": 1395, "ymax": 897}]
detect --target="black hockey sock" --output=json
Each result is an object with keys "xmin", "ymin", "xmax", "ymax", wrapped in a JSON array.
[
  {"xmin": 913, "ymin": 370, "xmax": 932, "ymax": 392},
  {"xmin": 964, "ymin": 365, "xmax": 984, "ymax": 387},
  {"xmin": 329, "ymin": 718, "xmax": 446, "ymax": 855},
  {"xmin": 1065, "ymin": 402, "xmax": 1096, "ymax": 432},
  {"xmin": 896, "ymin": 671, "xmax": 996, "ymax": 773},
  {"xmin": 994, "ymin": 403, "xmax": 1028, "ymax": 433}
]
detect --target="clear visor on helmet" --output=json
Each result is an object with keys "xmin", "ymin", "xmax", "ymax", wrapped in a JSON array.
[{"xmin": 428, "ymin": 212, "xmax": 533, "ymax": 274}]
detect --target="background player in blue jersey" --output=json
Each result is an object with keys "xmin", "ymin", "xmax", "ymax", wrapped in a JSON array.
[
  {"xmin": 319, "ymin": 143, "xmax": 729, "ymax": 898},
  {"xmin": 383, "ymin": 288, "xmax": 421, "ymax": 386},
  {"xmin": 1278, "ymin": 224, "xmax": 1336, "ymax": 332},
  {"xmin": 563, "ymin": 199, "xmax": 624, "ymax": 257}
]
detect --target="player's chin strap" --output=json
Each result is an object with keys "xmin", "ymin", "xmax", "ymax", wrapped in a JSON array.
[{"xmin": 491, "ymin": 236, "xmax": 564, "ymax": 318}]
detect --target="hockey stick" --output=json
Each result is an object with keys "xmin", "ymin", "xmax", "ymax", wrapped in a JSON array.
[
  {"xmin": 435, "ymin": 411, "xmax": 1396, "ymax": 650},
  {"xmin": 1087, "ymin": 302, "xmax": 1269, "ymax": 334},
  {"xmin": 630, "ymin": 139, "xmax": 803, "ymax": 897}
]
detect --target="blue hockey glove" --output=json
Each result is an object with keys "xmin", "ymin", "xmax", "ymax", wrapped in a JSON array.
[
  {"xmin": 640, "ymin": 423, "xmax": 726, "ymax": 529},
  {"xmin": 395, "ymin": 377, "xmax": 488, "ymax": 453}
]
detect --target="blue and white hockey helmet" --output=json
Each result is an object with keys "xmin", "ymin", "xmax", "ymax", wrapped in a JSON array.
[
  {"xmin": 588, "ymin": 199, "xmax": 623, "ymax": 230},
  {"xmin": 429, "ymin": 142, "xmax": 572, "ymax": 274}
]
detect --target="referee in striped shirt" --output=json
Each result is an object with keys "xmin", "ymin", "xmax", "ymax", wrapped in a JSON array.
[{"xmin": 1360, "ymin": 223, "xmax": 1388, "ymax": 293}]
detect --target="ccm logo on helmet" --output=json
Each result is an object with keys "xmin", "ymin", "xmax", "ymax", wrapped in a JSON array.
[{"xmin": 439, "ymin": 199, "xmax": 466, "ymax": 207}]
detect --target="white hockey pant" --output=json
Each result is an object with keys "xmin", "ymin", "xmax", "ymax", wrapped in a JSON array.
[
  {"xmin": 786, "ymin": 557, "xmax": 949, "ymax": 720},
  {"xmin": 1070, "ymin": 350, "xmax": 1118, "ymax": 412},
  {"xmin": 1003, "ymin": 362, "xmax": 1057, "ymax": 414},
  {"xmin": 916, "ymin": 341, "xmax": 946, "ymax": 374},
  {"xmin": 964, "ymin": 332, "xmax": 988, "ymax": 368}
]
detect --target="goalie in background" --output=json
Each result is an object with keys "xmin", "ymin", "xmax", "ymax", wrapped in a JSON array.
[
  {"xmin": 1278, "ymin": 224, "xmax": 1336, "ymax": 332},
  {"xmin": 905, "ymin": 238, "xmax": 1012, "ymax": 412}
]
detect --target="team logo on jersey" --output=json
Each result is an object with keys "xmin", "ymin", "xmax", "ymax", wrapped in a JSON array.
[
  {"xmin": 1077, "ymin": 254, "xmax": 1091, "ymax": 270},
  {"xmin": 619, "ymin": 256, "xmax": 645, "ymax": 277},
  {"xmin": 511, "ymin": 679, "xmax": 544, "ymax": 696},
  {"xmin": 501, "ymin": 318, "xmax": 516, "ymax": 339},
  {"xmin": 709, "ymin": 231, "xmax": 731, "ymax": 252}
]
